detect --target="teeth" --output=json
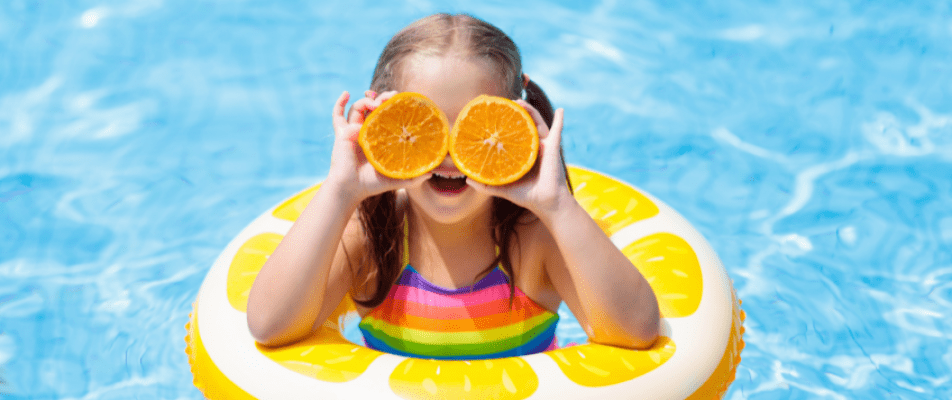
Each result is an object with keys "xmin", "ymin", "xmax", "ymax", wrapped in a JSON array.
[{"xmin": 433, "ymin": 173, "xmax": 465, "ymax": 179}]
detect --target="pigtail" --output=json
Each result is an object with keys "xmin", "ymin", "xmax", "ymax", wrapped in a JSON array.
[
  {"xmin": 352, "ymin": 191, "xmax": 402, "ymax": 308},
  {"xmin": 524, "ymin": 79, "xmax": 554, "ymax": 128}
]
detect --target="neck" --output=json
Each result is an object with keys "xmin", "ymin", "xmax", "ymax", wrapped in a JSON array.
[
  {"xmin": 406, "ymin": 200, "xmax": 496, "ymax": 288},
  {"xmin": 408, "ymin": 201, "xmax": 494, "ymax": 249}
]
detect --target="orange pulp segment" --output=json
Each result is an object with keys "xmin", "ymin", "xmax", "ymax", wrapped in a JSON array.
[
  {"xmin": 359, "ymin": 92, "xmax": 450, "ymax": 179},
  {"xmin": 449, "ymin": 95, "xmax": 539, "ymax": 185}
]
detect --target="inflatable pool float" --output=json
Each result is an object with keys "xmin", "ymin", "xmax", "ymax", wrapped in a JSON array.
[{"xmin": 185, "ymin": 166, "xmax": 744, "ymax": 399}]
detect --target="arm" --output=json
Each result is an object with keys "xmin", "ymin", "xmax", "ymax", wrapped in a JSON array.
[
  {"xmin": 469, "ymin": 105, "xmax": 659, "ymax": 349},
  {"xmin": 247, "ymin": 91, "xmax": 424, "ymax": 346},
  {"xmin": 538, "ymin": 195, "xmax": 660, "ymax": 349},
  {"xmin": 246, "ymin": 182, "xmax": 361, "ymax": 347}
]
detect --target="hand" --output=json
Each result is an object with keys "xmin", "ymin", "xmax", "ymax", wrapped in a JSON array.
[
  {"xmin": 327, "ymin": 90, "xmax": 428, "ymax": 204},
  {"xmin": 468, "ymin": 101, "xmax": 574, "ymax": 217}
]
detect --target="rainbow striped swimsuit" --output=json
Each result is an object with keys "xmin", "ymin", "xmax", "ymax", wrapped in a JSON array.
[{"xmin": 358, "ymin": 224, "xmax": 559, "ymax": 359}]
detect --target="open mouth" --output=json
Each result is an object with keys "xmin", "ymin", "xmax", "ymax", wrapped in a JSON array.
[{"xmin": 428, "ymin": 173, "xmax": 468, "ymax": 194}]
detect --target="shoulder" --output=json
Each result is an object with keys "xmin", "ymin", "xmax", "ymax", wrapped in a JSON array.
[
  {"xmin": 514, "ymin": 212, "xmax": 556, "ymax": 251},
  {"xmin": 348, "ymin": 191, "xmax": 407, "ymax": 312},
  {"xmin": 343, "ymin": 190, "xmax": 407, "ymax": 253},
  {"xmin": 510, "ymin": 213, "xmax": 555, "ymax": 267},
  {"xmin": 511, "ymin": 214, "xmax": 554, "ymax": 275}
]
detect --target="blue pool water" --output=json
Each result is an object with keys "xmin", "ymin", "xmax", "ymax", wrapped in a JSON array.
[{"xmin": 2, "ymin": 1, "xmax": 951, "ymax": 398}]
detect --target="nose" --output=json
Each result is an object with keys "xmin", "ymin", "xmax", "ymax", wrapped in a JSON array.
[{"xmin": 439, "ymin": 153, "xmax": 454, "ymax": 167}]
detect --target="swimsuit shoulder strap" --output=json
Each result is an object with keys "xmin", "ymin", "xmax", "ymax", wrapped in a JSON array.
[{"xmin": 402, "ymin": 215, "xmax": 410, "ymax": 267}]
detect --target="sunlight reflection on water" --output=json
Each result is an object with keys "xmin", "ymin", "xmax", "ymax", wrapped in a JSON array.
[{"xmin": 1, "ymin": 1, "xmax": 951, "ymax": 398}]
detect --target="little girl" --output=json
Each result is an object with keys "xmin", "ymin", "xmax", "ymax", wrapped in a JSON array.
[{"xmin": 247, "ymin": 13, "xmax": 660, "ymax": 359}]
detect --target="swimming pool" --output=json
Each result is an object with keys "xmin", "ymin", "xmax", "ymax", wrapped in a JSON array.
[{"xmin": 1, "ymin": 0, "xmax": 950, "ymax": 398}]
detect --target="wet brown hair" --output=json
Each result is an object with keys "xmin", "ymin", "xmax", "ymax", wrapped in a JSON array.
[{"xmin": 352, "ymin": 13, "xmax": 572, "ymax": 308}]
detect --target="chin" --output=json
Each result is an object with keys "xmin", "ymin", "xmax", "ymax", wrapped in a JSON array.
[{"xmin": 407, "ymin": 179, "xmax": 492, "ymax": 224}]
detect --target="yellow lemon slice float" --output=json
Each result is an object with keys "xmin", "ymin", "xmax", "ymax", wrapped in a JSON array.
[
  {"xmin": 389, "ymin": 358, "xmax": 538, "ymax": 400},
  {"xmin": 226, "ymin": 233, "xmax": 282, "ymax": 312},
  {"xmin": 623, "ymin": 233, "xmax": 703, "ymax": 318},
  {"xmin": 185, "ymin": 165, "xmax": 743, "ymax": 399}
]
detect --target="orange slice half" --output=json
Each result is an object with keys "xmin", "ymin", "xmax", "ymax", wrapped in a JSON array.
[
  {"xmin": 359, "ymin": 92, "xmax": 450, "ymax": 179},
  {"xmin": 450, "ymin": 95, "xmax": 539, "ymax": 185}
]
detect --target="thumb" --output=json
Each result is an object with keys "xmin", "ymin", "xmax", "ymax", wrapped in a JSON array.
[
  {"xmin": 466, "ymin": 179, "xmax": 501, "ymax": 197},
  {"xmin": 539, "ymin": 108, "xmax": 564, "ymax": 170},
  {"xmin": 544, "ymin": 108, "xmax": 564, "ymax": 153}
]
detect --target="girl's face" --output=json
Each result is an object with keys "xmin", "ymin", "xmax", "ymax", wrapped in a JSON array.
[{"xmin": 401, "ymin": 54, "xmax": 509, "ymax": 224}]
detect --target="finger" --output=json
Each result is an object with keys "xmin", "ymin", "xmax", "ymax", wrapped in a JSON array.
[
  {"xmin": 530, "ymin": 111, "xmax": 568, "ymax": 199},
  {"xmin": 378, "ymin": 170, "xmax": 430, "ymax": 191},
  {"xmin": 377, "ymin": 90, "xmax": 399, "ymax": 99},
  {"xmin": 333, "ymin": 91, "xmax": 350, "ymax": 123},
  {"xmin": 547, "ymin": 108, "xmax": 564, "ymax": 149},
  {"xmin": 466, "ymin": 179, "xmax": 497, "ymax": 196},
  {"xmin": 468, "ymin": 178, "xmax": 529, "ymax": 209},
  {"xmin": 539, "ymin": 108, "xmax": 564, "ymax": 171},
  {"xmin": 467, "ymin": 178, "xmax": 513, "ymax": 199},
  {"xmin": 355, "ymin": 91, "xmax": 399, "ymax": 122},
  {"xmin": 348, "ymin": 97, "xmax": 376, "ymax": 124},
  {"xmin": 515, "ymin": 99, "xmax": 550, "ymax": 138},
  {"xmin": 373, "ymin": 91, "xmax": 399, "ymax": 107},
  {"xmin": 402, "ymin": 173, "xmax": 431, "ymax": 190},
  {"xmin": 535, "ymin": 108, "xmax": 562, "ymax": 156},
  {"xmin": 364, "ymin": 90, "xmax": 377, "ymax": 100},
  {"xmin": 360, "ymin": 167, "xmax": 432, "ymax": 196}
]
